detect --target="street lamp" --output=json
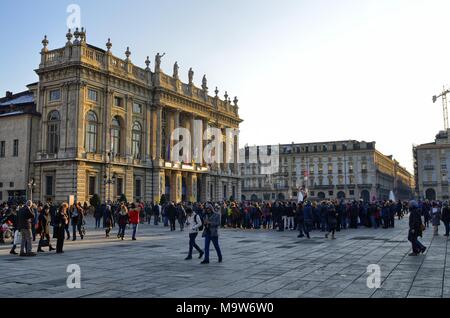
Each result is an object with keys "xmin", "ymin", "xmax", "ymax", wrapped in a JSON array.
[
  {"xmin": 103, "ymin": 151, "xmax": 117, "ymax": 202},
  {"xmin": 27, "ymin": 178, "xmax": 35, "ymax": 203}
]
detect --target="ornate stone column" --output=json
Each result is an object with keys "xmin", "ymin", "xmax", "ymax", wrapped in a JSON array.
[
  {"xmin": 155, "ymin": 105, "xmax": 162, "ymax": 161},
  {"xmin": 104, "ymin": 89, "xmax": 114, "ymax": 154},
  {"xmin": 167, "ymin": 110, "xmax": 174, "ymax": 162},
  {"xmin": 125, "ymin": 95, "xmax": 133, "ymax": 158}
]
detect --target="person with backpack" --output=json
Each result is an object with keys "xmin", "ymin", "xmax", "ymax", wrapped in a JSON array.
[
  {"xmin": 184, "ymin": 207, "xmax": 204, "ymax": 260},
  {"xmin": 176, "ymin": 203, "xmax": 186, "ymax": 231}
]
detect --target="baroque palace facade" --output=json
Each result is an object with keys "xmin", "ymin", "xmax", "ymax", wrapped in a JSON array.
[
  {"xmin": 1, "ymin": 28, "xmax": 242, "ymax": 204},
  {"xmin": 241, "ymin": 141, "xmax": 414, "ymax": 202}
]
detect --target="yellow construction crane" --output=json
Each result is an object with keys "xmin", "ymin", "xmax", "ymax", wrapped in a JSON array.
[{"xmin": 433, "ymin": 87, "xmax": 450, "ymax": 130}]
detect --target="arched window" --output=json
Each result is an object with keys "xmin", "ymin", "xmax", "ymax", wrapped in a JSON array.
[
  {"xmin": 85, "ymin": 111, "xmax": 97, "ymax": 153},
  {"xmin": 132, "ymin": 122, "xmax": 142, "ymax": 159},
  {"xmin": 111, "ymin": 116, "xmax": 121, "ymax": 154},
  {"xmin": 47, "ymin": 110, "xmax": 60, "ymax": 154}
]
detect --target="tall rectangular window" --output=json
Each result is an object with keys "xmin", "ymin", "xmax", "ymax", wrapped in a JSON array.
[
  {"xmin": 134, "ymin": 178, "xmax": 142, "ymax": 199},
  {"xmin": 13, "ymin": 140, "xmax": 18, "ymax": 157},
  {"xmin": 0, "ymin": 191, "xmax": 2, "ymax": 201},
  {"xmin": 88, "ymin": 89, "xmax": 98, "ymax": 102},
  {"xmin": 88, "ymin": 176, "xmax": 96, "ymax": 196},
  {"xmin": 0, "ymin": 141, "xmax": 4, "ymax": 157},
  {"xmin": 116, "ymin": 178, "xmax": 124, "ymax": 197},
  {"xmin": 45, "ymin": 176, "xmax": 54, "ymax": 196},
  {"xmin": 49, "ymin": 89, "xmax": 61, "ymax": 101}
]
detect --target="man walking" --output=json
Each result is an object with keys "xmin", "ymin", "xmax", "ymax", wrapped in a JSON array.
[
  {"xmin": 17, "ymin": 200, "xmax": 36, "ymax": 257},
  {"xmin": 201, "ymin": 204, "xmax": 222, "ymax": 264}
]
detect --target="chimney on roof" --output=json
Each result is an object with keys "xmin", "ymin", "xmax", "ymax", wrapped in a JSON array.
[{"xmin": 5, "ymin": 91, "xmax": 13, "ymax": 98}]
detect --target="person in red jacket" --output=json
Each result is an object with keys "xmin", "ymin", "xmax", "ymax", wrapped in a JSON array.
[{"xmin": 128, "ymin": 203, "xmax": 140, "ymax": 241}]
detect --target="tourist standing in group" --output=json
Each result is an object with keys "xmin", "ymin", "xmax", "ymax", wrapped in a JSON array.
[
  {"xmin": 431, "ymin": 202, "xmax": 441, "ymax": 236},
  {"xmin": 184, "ymin": 207, "xmax": 204, "ymax": 260},
  {"xmin": 152, "ymin": 202, "xmax": 160, "ymax": 225},
  {"xmin": 325, "ymin": 201, "xmax": 338, "ymax": 240},
  {"xmin": 423, "ymin": 201, "xmax": 431, "ymax": 228},
  {"xmin": 201, "ymin": 204, "xmax": 222, "ymax": 264},
  {"xmin": 177, "ymin": 203, "xmax": 186, "ymax": 231},
  {"xmin": 37, "ymin": 204, "xmax": 55, "ymax": 252},
  {"xmin": 408, "ymin": 200, "xmax": 426, "ymax": 256},
  {"xmin": 442, "ymin": 201, "xmax": 450, "ymax": 237},
  {"xmin": 104, "ymin": 205, "xmax": 114, "ymax": 238},
  {"xmin": 5, "ymin": 207, "xmax": 19, "ymax": 255},
  {"xmin": 117, "ymin": 203, "xmax": 129, "ymax": 240},
  {"xmin": 17, "ymin": 200, "xmax": 36, "ymax": 257},
  {"xmin": 128, "ymin": 203, "xmax": 140, "ymax": 240},
  {"xmin": 320, "ymin": 201, "xmax": 328, "ymax": 231},
  {"xmin": 296, "ymin": 202, "xmax": 305, "ymax": 238},
  {"xmin": 167, "ymin": 202, "xmax": 177, "ymax": 231},
  {"xmin": 94, "ymin": 204, "xmax": 103, "ymax": 229},
  {"xmin": 54, "ymin": 203, "xmax": 69, "ymax": 254},
  {"xmin": 303, "ymin": 201, "xmax": 313, "ymax": 239},
  {"xmin": 69, "ymin": 203, "xmax": 82, "ymax": 241}
]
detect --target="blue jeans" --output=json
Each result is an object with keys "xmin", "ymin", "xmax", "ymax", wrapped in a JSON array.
[
  {"xmin": 118, "ymin": 224, "xmax": 126, "ymax": 238},
  {"xmin": 188, "ymin": 233, "xmax": 203, "ymax": 257},
  {"xmin": 370, "ymin": 216, "xmax": 377, "ymax": 229},
  {"xmin": 204, "ymin": 235, "xmax": 222, "ymax": 262},
  {"xmin": 253, "ymin": 218, "xmax": 260, "ymax": 229},
  {"xmin": 320, "ymin": 218, "xmax": 327, "ymax": 231},
  {"xmin": 132, "ymin": 224, "xmax": 138, "ymax": 239},
  {"xmin": 95, "ymin": 218, "xmax": 101, "ymax": 228},
  {"xmin": 154, "ymin": 216, "xmax": 159, "ymax": 226},
  {"xmin": 341, "ymin": 217, "xmax": 347, "ymax": 229}
]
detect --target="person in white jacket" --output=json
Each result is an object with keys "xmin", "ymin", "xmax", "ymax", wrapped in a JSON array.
[{"xmin": 184, "ymin": 207, "xmax": 204, "ymax": 260}]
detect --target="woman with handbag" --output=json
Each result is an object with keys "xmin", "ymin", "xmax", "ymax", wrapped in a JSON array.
[
  {"xmin": 37, "ymin": 204, "xmax": 55, "ymax": 252},
  {"xmin": 54, "ymin": 203, "xmax": 69, "ymax": 254}
]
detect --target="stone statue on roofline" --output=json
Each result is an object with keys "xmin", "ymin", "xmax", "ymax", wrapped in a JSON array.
[
  {"xmin": 188, "ymin": 68, "xmax": 194, "ymax": 85},
  {"xmin": 155, "ymin": 52, "xmax": 165, "ymax": 72}
]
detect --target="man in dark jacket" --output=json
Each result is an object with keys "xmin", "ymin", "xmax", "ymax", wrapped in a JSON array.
[
  {"xmin": 167, "ymin": 202, "xmax": 177, "ymax": 231},
  {"xmin": 152, "ymin": 202, "xmax": 160, "ymax": 225},
  {"xmin": 303, "ymin": 201, "xmax": 313, "ymax": 239},
  {"xmin": 17, "ymin": 200, "xmax": 36, "ymax": 256},
  {"xmin": 408, "ymin": 200, "xmax": 426, "ymax": 256},
  {"xmin": 296, "ymin": 203, "xmax": 305, "ymax": 238},
  {"xmin": 201, "ymin": 203, "xmax": 222, "ymax": 264}
]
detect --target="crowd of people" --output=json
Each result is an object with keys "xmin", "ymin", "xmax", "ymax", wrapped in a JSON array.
[{"xmin": 1, "ymin": 198, "xmax": 449, "ymax": 261}]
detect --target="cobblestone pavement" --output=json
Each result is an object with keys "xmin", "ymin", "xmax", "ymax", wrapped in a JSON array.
[{"xmin": 1, "ymin": 216, "xmax": 449, "ymax": 298}]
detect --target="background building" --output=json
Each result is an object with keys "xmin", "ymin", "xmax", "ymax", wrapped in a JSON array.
[
  {"xmin": 241, "ymin": 140, "xmax": 414, "ymax": 202},
  {"xmin": 0, "ymin": 88, "xmax": 40, "ymax": 203},
  {"xmin": 0, "ymin": 29, "xmax": 242, "ymax": 204},
  {"xmin": 414, "ymin": 129, "xmax": 450, "ymax": 200}
]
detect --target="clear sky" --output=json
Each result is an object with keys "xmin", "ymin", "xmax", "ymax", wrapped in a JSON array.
[{"xmin": 1, "ymin": 0, "xmax": 450, "ymax": 172}]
